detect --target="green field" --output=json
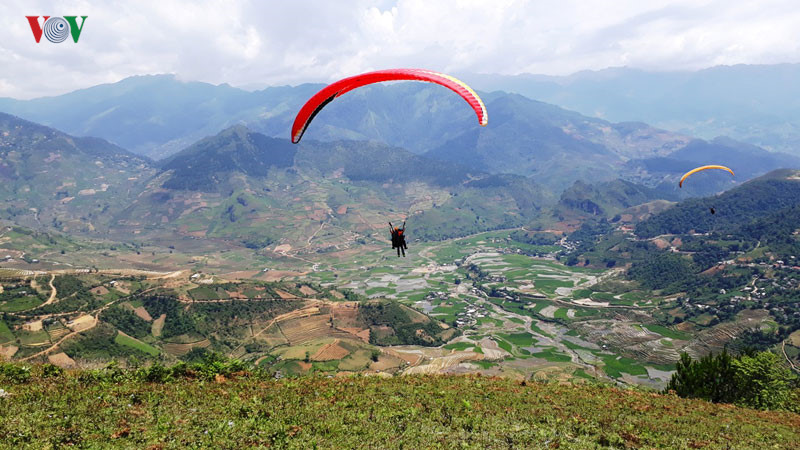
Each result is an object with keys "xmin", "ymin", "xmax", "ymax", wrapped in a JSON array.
[
  {"xmin": 600, "ymin": 355, "xmax": 648, "ymax": 378},
  {"xmin": 443, "ymin": 342, "xmax": 477, "ymax": 351},
  {"xmin": 114, "ymin": 332, "xmax": 160, "ymax": 356},
  {"xmin": 188, "ymin": 286, "xmax": 228, "ymax": 301},
  {"xmin": 498, "ymin": 332, "xmax": 536, "ymax": 347},
  {"xmin": 0, "ymin": 319, "xmax": 13, "ymax": 343},
  {"xmin": 0, "ymin": 296, "xmax": 43, "ymax": 312},
  {"xmin": 531, "ymin": 348, "xmax": 572, "ymax": 362}
]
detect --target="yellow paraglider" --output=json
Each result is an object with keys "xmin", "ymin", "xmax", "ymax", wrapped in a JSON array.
[{"xmin": 679, "ymin": 165, "xmax": 734, "ymax": 188}]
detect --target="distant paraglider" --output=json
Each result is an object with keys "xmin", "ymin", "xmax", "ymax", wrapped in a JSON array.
[
  {"xmin": 678, "ymin": 165, "xmax": 734, "ymax": 188},
  {"xmin": 290, "ymin": 69, "xmax": 488, "ymax": 144}
]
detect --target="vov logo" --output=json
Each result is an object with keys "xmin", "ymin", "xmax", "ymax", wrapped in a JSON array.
[{"xmin": 26, "ymin": 16, "xmax": 87, "ymax": 43}]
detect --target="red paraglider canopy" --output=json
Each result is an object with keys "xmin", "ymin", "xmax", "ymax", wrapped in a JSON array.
[{"xmin": 291, "ymin": 69, "xmax": 488, "ymax": 144}]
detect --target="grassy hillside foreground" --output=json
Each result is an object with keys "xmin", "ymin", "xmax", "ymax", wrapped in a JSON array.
[{"xmin": 1, "ymin": 368, "xmax": 799, "ymax": 448}]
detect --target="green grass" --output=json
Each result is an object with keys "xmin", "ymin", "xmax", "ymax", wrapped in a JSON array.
[
  {"xmin": 534, "ymin": 279, "xmax": 573, "ymax": 295},
  {"xmin": 572, "ymin": 289, "xmax": 592, "ymax": 299},
  {"xmin": 589, "ymin": 292, "xmax": 616, "ymax": 302},
  {"xmin": 498, "ymin": 332, "xmax": 536, "ymax": 347},
  {"xmin": 494, "ymin": 338, "xmax": 513, "ymax": 354},
  {"xmin": 476, "ymin": 317, "xmax": 504, "ymax": 327},
  {"xmin": 562, "ymin": 340, "xmax": 593, "ymax": 351},
  {"xmin": 188, "ymin": 286, "xmax": 227, "ymax": 301},
  {"xmin": 3, "ymin": 369, "xmax": 797, "ymax": 448},
  {"xmin": 114, "ymin": 332, "xmax": 160, "ymax": 356},
  {"xmin": 507, "ymin": 317, "xmax": 524, "ymax": 324},
  {"xmin": 17, "ymin": 330, "xmax": 50, "ymax": 345},
  {"xmin": 528, "ymin": 321, "xmax": 553, "ymax": 338},
  {"xmin": 0, "ymin": 296, "xmax": 44, "ymax": 312},
  {"xmin": 600, "ymin": 355, "xmax": 648, "ymax": 378},
  {"xmin": 0, "ymin": 319, "xmax": 14, "ymax": 343},
  {"xmin": 530, "ymin": 348, "xmax": 572, "ymax": 363},
  {"xmin": 443, "ymin": 342, "xmax": 476, "ymax": 351},
  {"xmin": 572, "ymin": 368, "xmax": 596, "ymax": 380},
  {"xmin": 471, "ymin": 360, "xmax": 497, "ymax": 369},
  {"xmin": 365, "ymin": 287, "xmax": 395, "ymax": 296},
  {"xmin": 642, "ymin": 324, "xmax": 691, "ymax": 340}
]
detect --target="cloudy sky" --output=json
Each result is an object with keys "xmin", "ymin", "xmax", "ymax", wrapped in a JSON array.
[{"xmin": 1, "ymin": 0, "xmax": 799, "ymax": 98}]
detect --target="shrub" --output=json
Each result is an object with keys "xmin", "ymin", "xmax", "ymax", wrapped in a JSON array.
[
  {"xmin": 0, "ymin": 362, "xmax": 31, "ymax": 383},
  {"xmin": 665, "ymin": 349, "xmax": 799, "ymax": 411}
]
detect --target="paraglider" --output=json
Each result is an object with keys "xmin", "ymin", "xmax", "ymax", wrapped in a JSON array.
[
  {"xmin": 678, "ymin": 165, "xmax": 734, "ymax": 188},
  {"xmin": 290, "ymin": 69, "xmax": 488, "ymax": 144},
  {"xmin": 389, "ymin": 221, "xmax": 408, "ymax": 257},
  {"xmin": 679, "ymin": 165, "xmax": 734, "ymax": 215}
]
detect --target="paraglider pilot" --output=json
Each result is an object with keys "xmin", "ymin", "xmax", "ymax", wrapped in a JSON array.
[{"xmin": 389, "ymin": 221, "xmax": 408, "ymax": 257}]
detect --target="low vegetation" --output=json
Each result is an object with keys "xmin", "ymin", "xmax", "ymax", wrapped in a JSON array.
[{"xmin": 1, "ymin": 357, "xmax": 798, "ymax": 448}]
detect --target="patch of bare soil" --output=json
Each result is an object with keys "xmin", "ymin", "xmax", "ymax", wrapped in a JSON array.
[
  {"xmin": 151, "ymin": 314, "xmax": 166, "ymax": 337},
  {"xmin": 0, "ymin": 345, "xmax": 19, "ymax": 358},
  {"xmin": 90, "ymin": 286, "xmax": 109, "ymax": 295},
  {"xmin": 652, "ymin": 239, "xmax": 670, "ymax": 250},
  {"xmin": 66, "ymin": 315, "xmax": 96, "ymax": 332},
  {"xmin": 48, "ymin": 352, "xmax": 76, "ymax": 368},
  {"xmin": 275, "ymin": 290, "xmax": 298, "ymax": 299},
  {"xmin": 263, "ymin": 271, "xmax": 306, "ymax": 282},
  {"xmin": 312, "ymin": 339, "xmax": 351, "ymax": 361},
  {"xmin": 133, "ymin": 306, "xmax": 152, "ymax": 321},
  {"xmin": 299, "ymin": 286, "xmax": 317, "ymax": 296}
]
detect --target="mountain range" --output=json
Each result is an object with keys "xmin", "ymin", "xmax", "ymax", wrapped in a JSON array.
[
  {"xmin": 464, "ymin": 64, "xmax": 800, "ymax": 155},
  {"xmin": 0, "ymin": 72, "xmax": 798, "ymax": 251}
]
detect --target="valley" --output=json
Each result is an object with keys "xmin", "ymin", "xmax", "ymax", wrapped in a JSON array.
[{"xmin": 3, "ymin": 223, "xmax": 793, "ymax": 388}]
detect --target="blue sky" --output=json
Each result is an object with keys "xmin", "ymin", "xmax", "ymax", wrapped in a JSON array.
[{"xmin": 1, "ymin": 0, "xmax": 799, "ymax": 98}]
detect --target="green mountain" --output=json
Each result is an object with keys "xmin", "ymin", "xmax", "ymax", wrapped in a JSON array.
[
  {"xmin": 557, "ymin": 179, "xmax": 662, "ymax": 218},
  {"xmin": 0, "ymin": 112, "xmax": 155, "ymax": 234},
  {"xmin": 159, "ymin": 125, "xmax": 297, "ymax": 191},
  {"xmin": 634, "ymin": 169, "xmax": 800, "ymax": 238},
  {"xmin": 112, "ymin": 126, "xmax": 553, "ymax": 248},
  {"xmin": 0, "ymin": 75, "xmax": 690, "ymax": 166}
]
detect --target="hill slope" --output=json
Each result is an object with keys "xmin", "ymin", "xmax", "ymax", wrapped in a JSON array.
[
  {"xmin": 1, "ymin": 369, "xmax": 798, "ymax": 448},
  {"xmin": 0, "ymin": 113, "xmax": 155, "ymax": 233},
  {"xmin": 115, "ymin": 126, "xmax": 553, "ymax": 247},
  {"xmin": 635, "ymin": 169, "xmax": 800, "ymax": 238}
]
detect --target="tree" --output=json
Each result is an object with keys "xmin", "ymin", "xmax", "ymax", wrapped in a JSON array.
[
  {"xmin": 732, "ymin": 351, "xmax": 795, "ymax": 410},
  {"xmin": 666, "ymin": 350, "xmax": 798, "ymax": 411}
]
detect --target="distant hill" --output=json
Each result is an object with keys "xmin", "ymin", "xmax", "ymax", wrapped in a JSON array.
[
  {"xmin": 422, "ymin": 93, "xmax": 692, "ymax": 190},
  {"xmin": 464, "ymin": 64, "xmax": 800, "ymax": 155},
  {"xmin": 6, "ymin": 74, "xmax": 794, "ymax": 195},
  {"xmin": 624, "ymin": 137, "xmax": 800, "ymax": 198},
  {"xmin": 0, "ymin": 75, "xmax": 287, "ymax": 160},
  {"xmin": 0, "ymin": 112, "xmax": 155, "ymax": 233},
  {"xmin": 160, "ymin": 125, "xmax": 297, "ymax": 191},
  {"xmin": 557, "ymin": 179, "xmax": 662, "ymax": 218},
  {"xmin": 635, "ymin": 169, "xmax": 800, "ymax": 238},
  {"xmin": 0, "ymin": 75, "xmax": 689, "ymax": 165}
]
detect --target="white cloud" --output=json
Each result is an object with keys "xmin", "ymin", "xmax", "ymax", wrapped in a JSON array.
[{"xmin": 0, "ymin": 0, "xmax": 799, "ymax": 98}]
